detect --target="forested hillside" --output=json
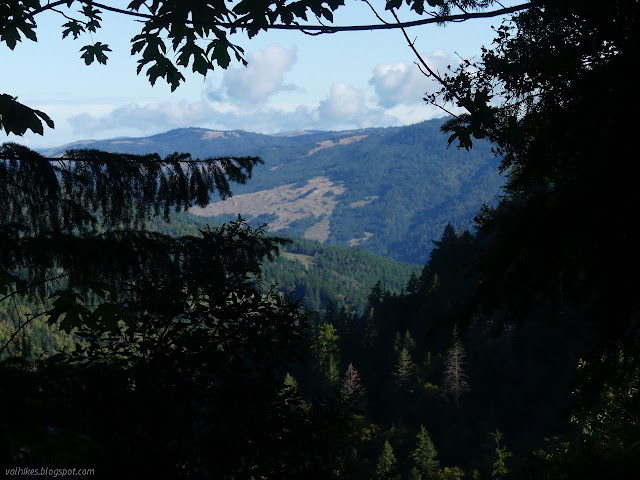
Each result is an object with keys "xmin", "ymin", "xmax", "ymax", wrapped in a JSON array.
[
  {"xmin": 146, "ymin": 213, "xmax": 421, "ymax": 314},
  {"xmin": 1, "ymin": 212, "xmax": 418, "ymax": 361},
  {"xmin": 43, "ymin": 119, "xmax": 503, "ymax": 264}
]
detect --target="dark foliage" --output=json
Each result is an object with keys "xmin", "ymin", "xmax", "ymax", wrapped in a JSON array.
[{"xmin": 433, "ymin": 0, "xmax": 640, "ymax": 423}]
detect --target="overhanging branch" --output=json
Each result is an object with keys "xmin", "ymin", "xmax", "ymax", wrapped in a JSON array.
[
  {"xmin": 90, "ymin": 1, "xmax": 531, "ymax": 33},
  {"xmin": 1, "ymin": 2, "xmax": 531, "ymax": 37}
]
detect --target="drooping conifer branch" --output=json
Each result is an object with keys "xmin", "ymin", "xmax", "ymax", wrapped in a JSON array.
[{"xmin": 0, "ymin": 143, "xmax": 262, "ymax": 238}]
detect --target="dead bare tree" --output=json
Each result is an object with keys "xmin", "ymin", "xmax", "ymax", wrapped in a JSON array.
[{"xmin": 443, "ymin": 326, "xmax": 470, "ymax": 407}]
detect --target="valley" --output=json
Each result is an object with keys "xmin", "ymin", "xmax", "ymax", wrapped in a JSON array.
[{"xmin": 44, "ymin": 118, "xmax": 504, "ymax": 264}]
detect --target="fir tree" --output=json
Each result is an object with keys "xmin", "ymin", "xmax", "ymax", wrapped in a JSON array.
[
  {"xmin": 394, "ymin": 347, "xmax": 414, "ymax": 387},
  {"xmin": 363, "ymin": 307, "xmax": 378, "ymax": 349},
  {"xmin": 403, "ymin": 330, "xmax": 416, "ymax": 353},
  {"xmin": 283, "ymin": 372, "xmax": 299, "ymax": 392},
  {"xmin": 411, "ymin": 425, "xmax": 439, "ymax": 479},
  {"xmin": 313, "ymin": 323, "xmax": 340, "ymax": 390},
  {"xmin": 374, "ymin": 440, "xmax": 400, "ymax": 480},
  {"xmin": 368, "ymin": 280, "xmax": 384, "ymax": 306},
  {"xmin": 393, "ymin": 331, "xmax": 403, "ymax": 355},
  {"xmin": 336, "ymin": 304, "xmax": 352, "ymax": 338},
  {"xmin": 324, "ymin": 299, "xmax": 337, "ymax": 325},
  {"xmin": 406, "ymin": 272, "xmax": 420, "ymax": 296}
]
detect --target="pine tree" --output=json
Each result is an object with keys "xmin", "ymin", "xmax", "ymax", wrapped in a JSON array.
[
  {"xmin": 393, "ymin": 331, "xmax": 402, "ymax": 354},
  {"xmin": 406, "ymin": 271, "xmax": 420, "ymax": 296},
  {"xmin": 368, "ymin": 280, "xmax": 384, "ymax": 306},
  {"xmin": 363, "ymin": 307, "xmax": 378, "ymax": 349},
  {"xmin": 394, "ymin": 347, "xmax": 414, "ymax": 387},
  {"xmin": 393, "ymin": 329, "xmax": 416, "ymax": 387},
  {"xmin": 283, "ymin": 372, "xmax": 299, "ymax": 392},
  {"xmin": 374, "ymin": 440, "xmax": 400, "ymax": 480},
  {"xmin": 403, "ymin": 330, "xmax": 416, "ymax": 353},
  {"xmin": 336, "ymin": 304, "xmax": 352, "ymax": 337},
  {"xmin": 313, "ymin": 323, "xmax": 341, "ymax": 389},
  {"xmin": 393, "ymin": 329, "xmax": 415, "ymax": 355},
  {"xmin": 443, "ymin": 326, "xmax": 470, "ymax": 406},
  {"xmin": 324, "ymin": 299, "xmax": 337, "ymax": 325},
  {"xmin": 411, "ymin": 425, "xmax": 439, "ymax": 479}
]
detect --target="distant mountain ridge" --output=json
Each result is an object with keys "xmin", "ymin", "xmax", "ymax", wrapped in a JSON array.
[
  {"xmin": 42, "ymin": 119, "xmax": 505, "ymax": 264},
  {"xmin": 40, "ymin": 126, "xmax": 378, "ymax": 158}
]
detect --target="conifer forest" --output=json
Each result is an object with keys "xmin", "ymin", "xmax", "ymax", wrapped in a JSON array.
[{"xmin": 1, "ymin": 1, "xmax": 638, "ymax": 478}]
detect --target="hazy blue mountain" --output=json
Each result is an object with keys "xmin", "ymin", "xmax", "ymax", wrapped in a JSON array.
[{"xmin": 42, "ymin": 118, "xmax": 504, "ymax": 264}]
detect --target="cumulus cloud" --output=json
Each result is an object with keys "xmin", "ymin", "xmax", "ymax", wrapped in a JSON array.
[
  {"xmin": 69, "ymin": 77, "xmax": 405, "ymax": 137},
  {"xmin": 369, "ymin": 49, "xmax": 457, "ymax": 108},
  {"xmin": 208, "ymin": 45, "xmax": 298, "ymax": 104},
  {"xmin": 317, "ymin": 83, "xmax": 365, "ymax": 121}
]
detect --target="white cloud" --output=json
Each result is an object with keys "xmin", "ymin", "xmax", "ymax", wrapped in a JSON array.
[
  {"xmin": 369, "ymin": 49, "xmax": 457, "ymax": 107},
  {"xmin": 384, "ymin": 103, "xmax": 452, "ymax": 125},
  {"xmin": 67, "ymin": 79, "xmax": 401, "ymax": 138},
  {"xmin": 64, "ymin": 66, "xmax": 459, "ymax": 142},
  {"xmin": 317, "ymin": 83, "xmax": 365, "ymax": 121},
  {"xmin": 209, "ymin": 45, "xmax": 298, "ymax": 104}
]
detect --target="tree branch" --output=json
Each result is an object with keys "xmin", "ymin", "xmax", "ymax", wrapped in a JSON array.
[
  {"xmin": 0, "ymin": 0, "xmax": 68, "ymax": 36},
  {"xmin": 1, "ymin": 2, "xmax": 532, "ymax": 37},
  {"xmin": 0, "ymin": 153, "xmax": 258, "ymax": 164},
  {"xmin": 99, "ymin": 1, "xmax": 531, "ymax": 33},
  {"xmin": 0, "ymin": 307, "xmax": 55, "ymax": 357},
  {"xmin": 391, "ymin": 9, "xmax": 454, "ymax": 99},
  {"xmin": 0, "ymin": 272, "xmax": 69, "ymax": 304}
]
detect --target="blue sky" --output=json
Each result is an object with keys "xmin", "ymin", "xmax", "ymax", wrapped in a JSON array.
[{"xmin": 1, "ymin": 1, "xmax": 519, "ymax": 148}]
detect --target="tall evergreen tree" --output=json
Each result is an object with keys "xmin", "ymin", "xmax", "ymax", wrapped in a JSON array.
[
  {"xmin": 393, "ymin": 331, "xmax": 403, "ymax": 355},
  {"xmin": 394, "ymin": 329, "xmax": 416, "ymax": 356},
  {"xmin": 411, "ymin": 425, "xmax": 440, "ymax": 479},
  {"xmin": 363, "ymin": 307, "xmax": 378, "ymax": 349},
  {"xmin": 406, "ymin": 272, "xmax": 420, "ymax": 296},
  {"xmin": 394, "ymin": 347, "xmax": 414, "ymax": 387},
  {"xmin": 313, "ymin": 323, "xmax": 341, "ymax": 390},
  {"xmin": 369, "ymin": 280, "xmax": 385, "ymax": 306},
  {"xmin": 336, "ymin": 304, "xmax": 353, "ymax": 338},
  {"xmin": 374, "ymin": 440, "xmax": 400, "ymax": 480},
  {"xmin": 403, "ymin": 330, "xmax": 416, "ymax": 353},
  {"xmin": 324, "ymin": 298, "xmax": 337, "ymax": 325}
]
